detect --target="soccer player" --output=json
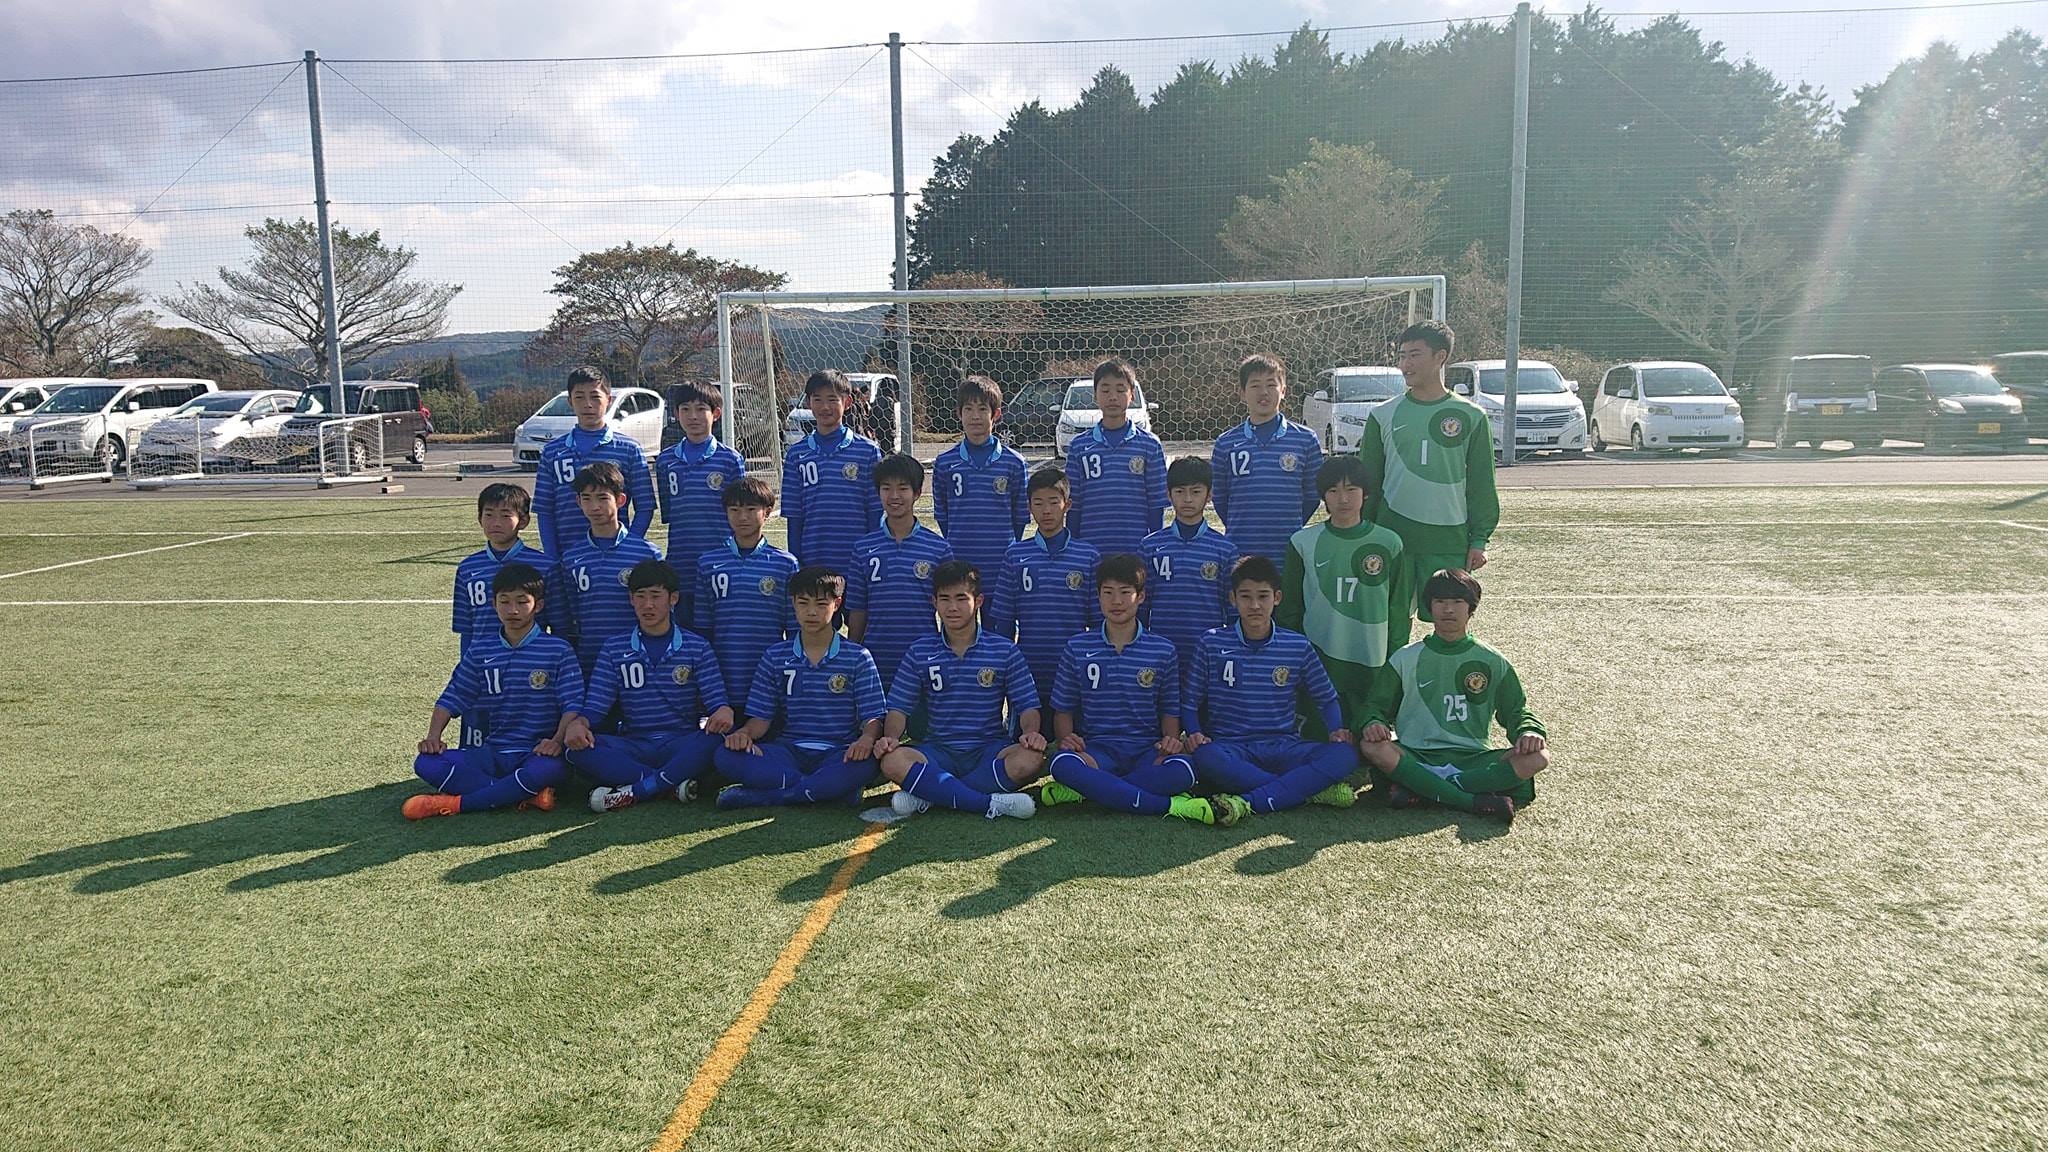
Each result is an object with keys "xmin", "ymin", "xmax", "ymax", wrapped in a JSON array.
[
  {"xmin": 1359, "ymin": 321, "xmax": 1498, "ymax": 621},
  {"xmin": 1278, "ymin": 456, "xmax": 1411, "ymax": 741},
  {"xmin": 986, "ymin": 466, "xmax": 1101, "ymax": 706},
  {"xmin": 656, "ymin": 380, "xmax": 746, "ymax": 625},
  {"xmin": 781, "ymin": 369, "xmax": 882, "ymax": 574},
  {"xmin": 1210, "ymin": 353, "xmax": 1323, "ymax": 565},
  {"xmin": 406, "ymin": 563, "xmax": 582, "ymax": 819},
  {"xmin": 694, "ymin": 476, "xmax": 798, "ymax": 708},
  {"xmin": 874, "ymin": 561, "xmax": 1042, "ymax": 821},
  {"xmin": 1358, "ymin": 568, "xmax": 1546, "ymax": 824},
  {"xmin": 565, "ymin": 559, "xmax": 733, "ymax": 812},
  {"xmin": 560, "ymin": 462, "xmax": 661, "ymax": 674},
  {"xmin": 451, "ymin": 482, "xmax": 557, "ymax": 751},
  {"xmin": 714, "ymin": 567, "xmax": 889, "ymax": 809},
  {"xmin": 534, "ymin": 365, "xmax": 656, "ymax": 560},
  {"xmin": 1139, "ymin": 456, "xmax": 1238, "ymax": 688},
  {"xmin": 1183, "ymin": 556, "xmax": 1358, "ymax": 821},
  {"xmin": 1066, "ymin": 357, "xmax": 1167, "ymax": 556},
  {"xmin": 846, "ymin": 453, "xmax": 953, "ymax": 687},
  {"xmin": 1043, "ymin": 556, "xmax": 1223, "ymax": 825},
  {"xmin": 931, "ymin": 375, "xmax": 1029, "ymax": 581}
]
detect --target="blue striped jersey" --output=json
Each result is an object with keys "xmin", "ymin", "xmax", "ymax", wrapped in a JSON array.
[
  {"xmin": 745, "ymin": 635, "xmax": 889, "ymax": 745},
  {"xmin": 655, "ymin": 435, "xmax": 747, "ymax": 599},
  {"xmin": 693, "ymin": 538, "xmax": 798, "ymax": 704},
  {"xmin": 1138, "ymin": 521, "xmax": 1238, "ymax": 683},
  {"xmin": 1050, "ymin": 624, "xmax": 1181, "ymax": 738},
  {"xmin": 435, "ymin": 627, "xmax": 584, "ymax": 751},
  {"xmin": 559, "ymin": 529, "xmax": 662, "ymax": 669},
  {"xmin": 578, "ymin": 625, "xmax": 729, "ymax": 737},
  {"xmin": 1067, "ymin": 423, "xmax": 1168, "ymax": 556},
  {"xmin": 1182, "ymin": 624, "xmax": 1342, "ymax": 739},
  {"xmin": 931, "ymin": 437, "xmax": 1029, "ymax": 578},
  {"xmin": 533, "ymin": 426, "xmax": 657, "ymax": 560},
  {"xmin": 780, "ymin": 427, "xmax": 882, "ymax": 574},
  {"xmin": 1209, "ymin": 415, "xmax": 1324, "ymax": 564},
  {"xmin": 889, "ymin": 629, "xmax": 1041, "ymax": 744},
  {"xmin": 985, "ymin": 530, "xmax": 1101, "ymax": 700},
  {"xmin": 452, "ymin": 539, "xmax": 559, "ymax": 649},
  {"xmin": 845, "ymin": 521, "xmax": 953, "ymax": 688}
]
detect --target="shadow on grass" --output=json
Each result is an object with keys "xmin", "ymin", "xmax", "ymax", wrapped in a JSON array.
[
  {"xmin": 381, "ymin": 544, "xmax": 472, "ymax": 569},
  {"xmin": 235, "ymin": 500, "xmax": 470, "ymax": 525},
  {"xmin": 1988, "ymin": 488, "xmax": 2048, "ymax": 511}
]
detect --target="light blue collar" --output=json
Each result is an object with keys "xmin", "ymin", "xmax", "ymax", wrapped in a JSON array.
[
  {"xmin": 1101, "ymin": 621, "xmax": 1144, "ymax": 648},
  {"xmin": 671, "ymin": 434, "xmax": 721, "ymax": 462},
  {"xmin": 586, "ymin": 527, "xmax": 628, "ymax": 550},
  {"xmin": 1234, "ymin": 622, "xmax": 1274, "ymax": 647},
  {"xmin": 806, "ymin": 426, "xmax": 854, "ymax": 454},
  {"xmin": 791, "ymin": 633, "xmax": 843, "ymax": 666},
  {"xmin": 629, "ymin": 626, "xmax": 684, "ymax": 656},
  {"xmin": 486, "ymin": 540, "xmax": 528, "ymax": 563},
  {"xmin": 499, "ymin": 625, "xmax": 541, "ymax": 649}
]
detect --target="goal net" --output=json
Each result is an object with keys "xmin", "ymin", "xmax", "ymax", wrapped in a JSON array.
[{"xmin": 715, "ymin": 276, "xmax": 1444, "ymax": 468}]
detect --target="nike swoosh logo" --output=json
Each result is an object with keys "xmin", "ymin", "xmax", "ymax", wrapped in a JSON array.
[{"xmin": 1315, "ymin": 560, "xmax": 1330, "ymax": 568}]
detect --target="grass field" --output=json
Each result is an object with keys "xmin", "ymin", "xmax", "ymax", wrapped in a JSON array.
[{"xmin": 2, "ymin": 484, "xmax": 2044, "ymax": 1151}]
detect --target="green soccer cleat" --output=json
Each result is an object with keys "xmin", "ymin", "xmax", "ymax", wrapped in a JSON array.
[
  {"xmin": 1209, "ymin": 793, "xmax": 1252, "ymax": 828},
  {"xmin": 1308, "ymin": 782, "xmax": 1358, "ymax": 809},
  {"xmin": 1039, "ymin": 781, "xmax": 1086, "ymax": 807},
  {"xmin": 1166, "ymin": 793, "xmax": 1214, "ymax": 825}
]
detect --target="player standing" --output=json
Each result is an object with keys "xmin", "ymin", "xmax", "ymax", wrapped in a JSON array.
[
  {"xmin": 931, "ymin": 375, "xmax": 1029, "ymax": 582},
  {"xmin": 1139, "ymin": 456, "xmax": 1238, "ymax": 688},
  {"xmin": 781, "ymin": 369, "xmax": 882, "ymax": 575},
  {"xmin": 655, "ymin": 380, "xmax": 746, "ymax": 625},
  {"xmin": 986, "ymin": 467, "xmax": 1101, "ymax": 706},
  {"xmin": 1278, "ymin": 456, "xmax": 1411, "ymax": 741},
  {"xmin": 533, "ymin": 366, "xmax": 656, "ymax": 561},
  {"xmin": 846, "ymin": 454, "xmax": 954, "ymax": 688},
  {"xmin": 694, "ymin": 476, "xmax": 798, "ymax": 709},
  {"xmin": 1209, "ymin": 353, "xmax": 1322, "ymax": 565},
  {"xmin": 1067, "ymin": 357, "xmax": 1167, "ymax": 557}
]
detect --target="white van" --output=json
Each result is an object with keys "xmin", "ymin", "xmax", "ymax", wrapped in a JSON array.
[
  {"xmin": 1591, "ymin": 361, "xmax": 1745, "ymax": 452},
  {"xmin": 1444, "ymin": 359, "xmax": 1587, "ymax": 454},
  {"xmin": 6, "ymin": 378, "xmax": 216, "ymax": 472},
  {"xmin": 1306, "ymin": 366, "xmax": 1405, "ymax": 453}
]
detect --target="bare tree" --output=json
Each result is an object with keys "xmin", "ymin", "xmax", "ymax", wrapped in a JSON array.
[
  {"xmin": 168, "ymin": 218, "xmax": 459, "ymax": 386},
  {"xmin": 1219, "ymin": 140, "xmax": 1441, "ymax": 279},
  {"xmin": 0, "ymin": 209, "xmax": 155, "ymax": 375},
  {"xmin": 528, "ymin": 242, "xmax": 786, "ymax": 387}
]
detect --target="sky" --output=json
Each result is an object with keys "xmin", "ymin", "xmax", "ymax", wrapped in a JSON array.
[{"xmin": 2, "ymin": 0, "xmax": 2043, "ymax": 338}]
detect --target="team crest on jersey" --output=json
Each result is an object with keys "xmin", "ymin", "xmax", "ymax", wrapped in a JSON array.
[
  {"xmin": 706, "ymin": 472, "xmax": 724, "ymax": 491},
  {"xmin": 1279, "ymin": 453, "xmax": 1299, "ymax": 472},
  {"xmin": 1456, "ymin": 659, "xmax": 1491, "ymax": 699},
  {"xmin": 1201, "ymin": 561, "xmax": 1219, "ymax": 580},
  {"xmin": 1463, "ymin": 669, "xmax": 1489, "ymax": 695},
  {"xmin": 618, "ymin": 570, "xmax": 632, "ymax": 586},
  {"xmin": 1137, "ymin": 667, "xmax": 1156, "ymax": 688},
  {"xmin": 1066, "ymin": 571, "xmax": 1083, "ymax": 590},
  {"xmin": 1271, "ymin": 667, "xmax": 1291, "ymax": 686},
  {"xmin": 842, "ymin": 463, "xmax": 860, "ymax": 481},
  {"xmin": 1359, "ymin": 551, "xmax": 1386, "ymax": 578},
  {"xmin": 1439, "ymin": 414, "xmax": 1463, "ymax": 439},
  {"xmin": 914, "ymin": 560, "xmax": 932, "ymax": 579},
  {"xmin": 828, "ymin": 674, "xmax": 849, "ymax": 694},
  {"xmin": 528, "ymin": 670, "xmax": 549, "ymax": 689},
  {"xmin": 977, "ymin": 667, "xmax": 997, "ymax": 688},
  {"xmin": 672, "ymin": 665, "xmax": 691, "ymax": 685},
  {"xmin": 993, "ymin": 476, "xmax": 1009, "ymax": 494},
  {"xmin": 1128, "ymin": 456, "xmax": 1146, "ymax": 474},
  {"xmin": 758, "ymin": 577, "xmax": 778, "ymax": 596}
]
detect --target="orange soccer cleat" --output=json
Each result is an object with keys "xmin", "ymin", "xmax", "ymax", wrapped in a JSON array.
[
  {"xmin": 517, "ymin": 787, "xmax": 557, "ymax": 813},
  {"xmin": 402, "ymin": 793, "xmax": 462, "ymax": 820}
]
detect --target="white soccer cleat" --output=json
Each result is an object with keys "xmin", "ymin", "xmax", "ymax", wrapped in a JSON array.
[
  {"xmin": 588, "ymin": 786, "xmax": 636, "ymax": 813},
  {"xmin": 986, "ymin": 791, "xmax": 1036, "ymax": 820},
  {"xmin": 889, "ymin": 790, "xmax": 931, "ymax": 817},
  {"xmin": 674, "ymin": 778, "xmax": 701, "ymax": 804}
]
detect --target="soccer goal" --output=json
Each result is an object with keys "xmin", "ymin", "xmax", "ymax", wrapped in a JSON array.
[
  {"xmin": 715, "ymin": 275, "xmax": 1445, "ymax": 465},
  {"xmin": 126, "ymin": 413, "xmax": 391, "ymax": 489}
]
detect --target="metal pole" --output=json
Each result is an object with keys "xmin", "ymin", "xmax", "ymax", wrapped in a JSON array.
[
  {"xmin": 889, "ymin": 31, "xmax": 913, "ymax": 453},
  {"xmin": 716, "ymin": 296, "xmax": 737, "ymax": 449},
  {"xmin": 759, "ymin": 307, "xmax": 779, "ymax": 453},
  {"xmin": 1500, "ymin": 4, "xmax": 1531, "ymax": 468},
  {"xmin": 304, "ymin": 51, "xmax": 347, "ymax": 417}
]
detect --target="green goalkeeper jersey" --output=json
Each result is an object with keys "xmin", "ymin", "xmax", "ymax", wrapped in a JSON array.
[
  {"xmin": 1364, "ymin": 633, "xmax": 1543, "ymax": 754},
  {"xmin": 1358, "ymin": 391, "xmax": 1500, "ymax": 555},
  {"xmin": 1278, "ymin": 518, "xmax": 1412, "ymax": 674}
]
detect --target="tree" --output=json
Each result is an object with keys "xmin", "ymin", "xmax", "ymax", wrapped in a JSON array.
[
  {"xmin": 1219, "ymin": 140, "xmax": 1441, "ymax": 279},
  {"xmin": 421, "ymin": 387, "xmax": 483, "ymax": 434},
  {"xmin": 416, "ymin": 353, "xmax": 468, "ymax": 396},
  {"xmin": 481, "ymin": 385, "xmax": 552, "ymax": 438},
  {"xmin": 0, "ymin": 208, "xmax": 155, "ymax": 375},
  {"xmin": 168, "ymin": 218, "xmax": 459, "ymax": 388},
  {"xmin": 122, "ymin": 327, "xmax": 268, "ymax": 388},
  {"xmin": 1448, "ymin": 243, "xmax": 1508, "ymax": 360},
  {"xmin": 528, "ymin": 242, "xmax": 786, "ymax": 387}
]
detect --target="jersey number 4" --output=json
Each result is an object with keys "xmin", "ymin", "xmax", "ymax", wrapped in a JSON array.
[{"xmin": 1220, "ymin": 660, "xmax": 1237, "ymax": 687}]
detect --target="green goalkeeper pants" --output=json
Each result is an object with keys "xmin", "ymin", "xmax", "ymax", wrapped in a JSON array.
[
  {"xmin": 1385, "ymin": 746, "xmax": 1536, "ymax": 811},
  {"xmin": 1301, "ymin": 659, "xmax": 1375, "ymax": 746}
]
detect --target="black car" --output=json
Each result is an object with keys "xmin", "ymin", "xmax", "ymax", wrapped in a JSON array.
[
  {"xmin": 1876, "ymin": 363, "xmax": 2025, "ymax": 449},
  {"xmin": 1000, "ymin": 376, "xmax": 1085, "ymax": 449},
  {"xmin": 1990, "ymin": 352, "xmax": 2048, "ymax": 435},
  {"xmin": 1755, "ymin": 355, "xmax": 1877, "ymax": 448},
  {"xmin": 276, "ymin": 381, "xmax": 433, "ymax": 470}
]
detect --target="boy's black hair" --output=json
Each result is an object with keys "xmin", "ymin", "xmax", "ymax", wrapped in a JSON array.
[
  {"xmin": 874, "ymin": 452, "xmax": 926, "ymax": 494},
  {"xmin": 721, "ymin": 474, "xmax": 777, "ymax": 510},
  {"xmin": 957, "ymin": 375, "xmax": 1003, "ymax": 413},
  {"xmin": 804, "ymin": 369, "xmax": 852, "ymax": 400},
  {"xmin": 493, "ymin": 562, "xmax": 548, "ymax": 599},
  {"xmin": 567, "ymin": 365, "xmax": 611, "ymax": 392},
  {"xmin": 572, "ymin": 461, "xmax": 627, "ymax": 497},
  {"xmin": 1166, "ymin": 455, "xmax": 1212, "ymax": 490},
  {"xmin": 1026, "ymin": 465, "xmax": 1069, "ymax": 499},
  {"xmin": 1397, "ymin": 320, "xmax": 1455, "ymax": 358},
  {"xmin": 1096, "ymin": 553, "xmax": 1146, "ymax": 592},
  {"xmin": 1229, "ymin": 554, "xmax": 1281, "ymax": 592},
  {"xmin": 1316, "ymin": 454, "xmax": 1371, "ymax": 495},
  {"xmin": 1093, "ymin": 357, "xmax": 1138, "ymax": 388},
  {"xmin": 476, "ymin": 481, "xmax": 531, "ymax": 521},
  {"xmin": 931, "ymin": 558, "xmax": 981, "ymax": 597},
  {"xmin": 1237, "ymin": 353, "xmax": 1286, "ymax": 388},
  {"xmin": 1423, "ymin": 568, "xmax": 1482, "ymax": 611},
  {"xmin": 670, "ymin": 379, "xmax": 721, "ymax": 414},
  {"xmin": 627, "ymin": 558, "xmax": 681, "ymax": 594},
  {"xmin": 788, "ymin": 565, "xmax": 846, "ymax": 601}
]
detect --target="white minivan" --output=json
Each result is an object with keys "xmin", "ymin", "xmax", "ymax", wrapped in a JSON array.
[
  {"xmin": 1306, "ymin": 366, "xmax": 1405, "ymax": 453},
  {"xmin": 1591, "ymin": 361, "xmax": 1745, "ymax": 452},
  {"xmin": 3, "ymin": 377, "xmax": 216, "ymax": 472},
  {"xmin": 1444, "ymin": 359, "xmax": 1587, "ymax": 454}
]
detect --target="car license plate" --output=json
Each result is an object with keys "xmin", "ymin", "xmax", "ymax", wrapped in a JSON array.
[
  {"xmin": 1977, "ymin": 422, "xmax": 2001, "ymax": 435},
  {"xmin": 1820, "ymin": 404, "xmax": 1845, "ymax": 416}
]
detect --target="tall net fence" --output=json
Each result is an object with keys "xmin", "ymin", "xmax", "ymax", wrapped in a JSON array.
[{"xmin": 3, "ymin": 3, "xmax": 2044, "ymax": 463}]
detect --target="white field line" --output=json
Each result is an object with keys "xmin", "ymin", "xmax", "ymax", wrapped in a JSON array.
[
  {"xmin": 0, "ymin": 598, "xmax": 443, "ymax": 606},
  {"xmin": 0, "ymin": 529, "xmax": 479, "ymax": 537},
  {"xmin": 0, "ymin": 533, "xmax": 254, "ymax": 581},
  {"xmin": 0, "ymin": 593, "xmax": 2034, "ymax": 609},
  {"xmin": 1999, "ymin": 520, "xmax": 2048, "ymax": 534}
]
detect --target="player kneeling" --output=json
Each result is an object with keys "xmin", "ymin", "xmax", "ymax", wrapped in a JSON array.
[
  {"xmin": 714, "ymin": 567, "xmax": 889, "ymax": 809},
  {"xmin": 1183, "ymin": 556, "xmax": 1358, "ymax": 823},
  {"xmin": 874, "ymin": 561, "xmax": 1045, "ymax": 821},
  {"xmin": 1043, "ymin": 555, "xmax": 1221, "ymax": 825},
  {"xmin": 407, "ymin": 563, "xmax": 583, "ymax": 819},
  {"xmin": 565, "ymin": 559, "xmax": 733, "ymax": 812},
  {"xmin": 1357, "ymin": 569, "xmax": 1548, "ymax": 824}
]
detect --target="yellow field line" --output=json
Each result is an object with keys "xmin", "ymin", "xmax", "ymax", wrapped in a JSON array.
[{"xmin": 648, "ymin": 820, "xmax": 891, "ymax": 1152}]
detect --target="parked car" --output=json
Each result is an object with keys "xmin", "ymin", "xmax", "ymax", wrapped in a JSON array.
[
  {"xmin": 1307, "ymin": 366, "xmax": 1405, "ymax": 452},
  {"xmin": 1755, "ymin": 354, "xmax": 1876, "ymax": 448},
  {"xmin": 0, "ymin": 377, "xmax": 215, "ymax": 473},
  {"xmin": 274, "ymin": 380, "xmax": 433, "ymax": 470},
  {"xmin": 1445, "ymin": 359, "xmax": 1587, "ymax": 454},
  {"xmin": 1590, "ymin": 361, "xmax": 1745, "ymax": 453},
  {"xmin": 0, "ymin": 377, "xmax": 93, "ymax": 418},
  {"xmin": 1989, "ymin": 351, "xmax": 2048, "ymax": 434},
  {"xmin": 661, "ymin": 381, "xmax": 777, "ymax": 461},
  {"xmin": 134, "ymin": 389, "xmax": 303, "ymax": 470},
  {"xmin": 1055, "ymin": 378, "xmax": 1156, "ymax": 457},
  {"xmin": 783, "ymin": 372, "xmax": 901, "ymax": 454},
  {"xmin": 1002, "ymin": 376, "xmax": 1083, "ymax": 448},
  {"xmin": 515, "ymin": 385, "xmax": 665, "ymax": 469},
  {"xmin": 1875, "ymin": 363, "xmax": 2024, "ymax": 449}
]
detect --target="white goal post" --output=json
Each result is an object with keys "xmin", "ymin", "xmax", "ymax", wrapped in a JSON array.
[{"xmin": 715, "ymin": 275, "xmax": 1445, "ymax": 464}]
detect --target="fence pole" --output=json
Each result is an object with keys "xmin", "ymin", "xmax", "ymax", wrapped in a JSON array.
[
  {"xmin": 716, "ymin": 296, "xmax": 737, "ymax": 448},
  {"xmin": 889, "ymin": 31, "xmax": 913, "ymax": 452},
  {"xmin": 304, "ymin": 51, "xmax": 347, "ymax": 418},
  {"xmin": 1500, "ymin": 3, "xmax": 1531, "ymax": 467},
  {"xmin": 760, "ymin": 307, "xmax": 779, "ymax": 454}
]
